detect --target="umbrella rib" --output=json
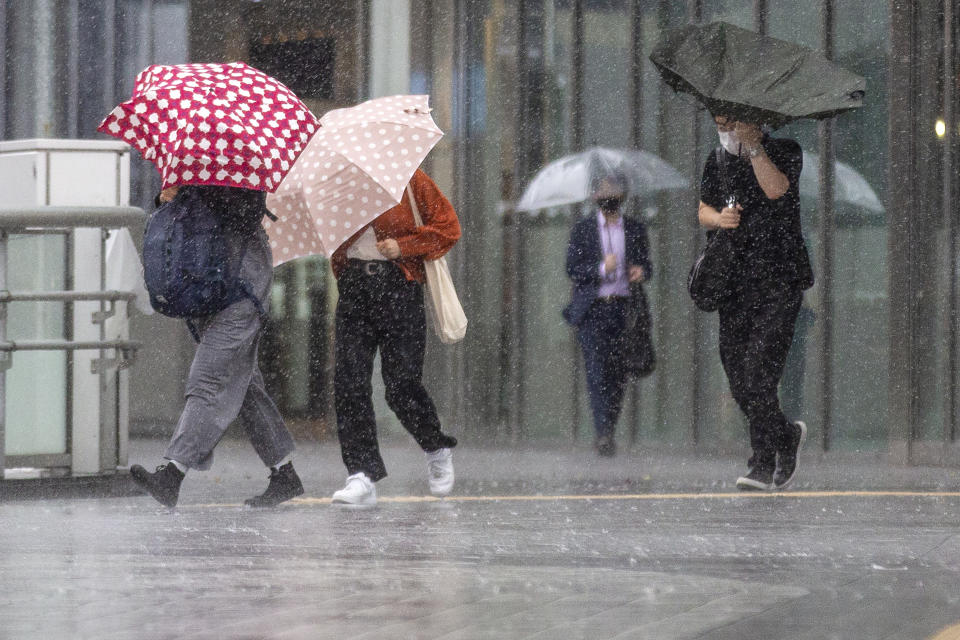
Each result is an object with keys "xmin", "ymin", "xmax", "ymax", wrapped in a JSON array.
[
  {"xmin": 316, "ymin": 148, "xmax": 404, "ymax": 203},
  {"xmin": 763, "ymin": 56, "xmax": 806, "ymax": 94}
]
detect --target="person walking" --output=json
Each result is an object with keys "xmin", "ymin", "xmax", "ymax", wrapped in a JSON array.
[
  {"xmin": 329, "ymin": 169, "xmax": 461, "ymax": 506},
  {"xmin": 130, "ymin": 186, "xmax": 303, "ymax": 508},
  {"xmin": 698, "ymin": 114, "xmax": 813, "ymax": 491},
  {"xmin": 563, "ymin": 173, "xmax": 653, "ymax": 457}
]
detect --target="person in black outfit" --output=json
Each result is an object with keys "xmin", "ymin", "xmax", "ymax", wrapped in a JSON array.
[
  {"xmin": 698, "ymin": 114, "xmax": 814, "ymax": 491},
  {"xmin": 328, "ymin": 170, "xmax": 461, "ymax": 506}
]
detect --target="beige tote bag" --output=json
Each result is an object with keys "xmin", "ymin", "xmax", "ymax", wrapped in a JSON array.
[{"xmin": 407, "ymin": 187, "xmax": 468, "ymax": 344}]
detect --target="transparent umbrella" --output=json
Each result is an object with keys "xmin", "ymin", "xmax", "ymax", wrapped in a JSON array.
[
  {"xmin": 515, "ymin": 147, "xmax": 688, "ymax": 212},
  {"xmin": 800, "ymin": 151, "xmax": 883, "ymax": 213}
]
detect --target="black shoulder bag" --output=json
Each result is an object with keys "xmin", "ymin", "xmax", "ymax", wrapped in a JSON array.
[{"xmin": 687, "ymin": 149, "xmax": 739, "ymax": 312}]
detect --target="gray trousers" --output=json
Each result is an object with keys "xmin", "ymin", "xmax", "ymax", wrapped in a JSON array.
[{"xmin": 164, "ymin": 228, "xmax": 294, "ymax": 471}]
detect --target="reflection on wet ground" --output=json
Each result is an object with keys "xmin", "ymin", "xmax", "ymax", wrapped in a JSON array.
[{"xmin": 2, "ymin": 438, "xmax": 960, "ymax": 639}]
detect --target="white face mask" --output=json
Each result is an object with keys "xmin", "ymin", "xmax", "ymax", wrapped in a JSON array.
[{"xmin": 718, "ymin": 130, "xmax": 742, "ymax": 156}]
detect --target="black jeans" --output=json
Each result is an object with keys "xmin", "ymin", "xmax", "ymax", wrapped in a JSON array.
[
  {"xmin": 334, "ymin": 260, "xmax": 456, "ymax": 482},
  {"xmin": 718, "ymin": 283, "xmax": 803, "ymax": 472}
]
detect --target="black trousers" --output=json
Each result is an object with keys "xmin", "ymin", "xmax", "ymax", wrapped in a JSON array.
[
  {"xmin": 577, "ymin": 298, "xmax": 631, "ymax": 439},
  {"xmin": 718, "ymin": 283, "xmax": 803, "ymax": 471},
  {"xmin": 334, "ymin": 260, "xmax": 456, "ymax": 482}
]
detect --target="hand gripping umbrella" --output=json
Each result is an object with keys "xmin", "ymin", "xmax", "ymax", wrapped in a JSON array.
[
  {"xmin": 265, "ymin": 94, "xmax": 443, "ymax": 265},
  {"xmin": 98, "ymin": 62, "xmax": 319, "ymax": 191},
  {"xmin": 650, "ymin": 21, "xmax": 865, "ymax": 128}
]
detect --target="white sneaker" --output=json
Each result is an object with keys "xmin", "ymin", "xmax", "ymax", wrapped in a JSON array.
[
  {"xmin": 426, "ymin": 448, "xmax": 454, "ymax": 497},
  {"xmin": 331, "ymin": 472, "xmax": 377, "ymax": 506}
]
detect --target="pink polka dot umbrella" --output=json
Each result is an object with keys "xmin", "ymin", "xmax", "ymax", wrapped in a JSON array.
[
  {"xmin": 265, "ymin": 94, "xmax": 443, "ymax": 265},
  {"xmin": 97, "ymin": 62, "xmax": 319, "ymax": 192}
]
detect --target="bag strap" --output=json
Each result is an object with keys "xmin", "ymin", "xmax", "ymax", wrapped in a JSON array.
[
  {"xmin": 407, "ymin": 186, "xmax": 424, "ymax": 227},
  {"xmin": 716, "ymin": 146, "xmax": 736, "ymax": 207}
]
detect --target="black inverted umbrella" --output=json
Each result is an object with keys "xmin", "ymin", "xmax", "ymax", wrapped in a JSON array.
[{"xmin": 649, "ymin": 21, "xmax": 865, "ymax": 128}]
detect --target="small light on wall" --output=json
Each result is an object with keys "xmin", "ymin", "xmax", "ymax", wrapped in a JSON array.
[{"xmin": 936, "ymin": 119, "xmax": 947, "ymax": 137}]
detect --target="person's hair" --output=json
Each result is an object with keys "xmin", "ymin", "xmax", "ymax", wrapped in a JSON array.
[
  {"xmin": 591, "ymin": 169, "xmax": 629, "ymax": 196},
  {"xmin": 711, "ymin": 111, "xmax": 767, "ymax": 129}
]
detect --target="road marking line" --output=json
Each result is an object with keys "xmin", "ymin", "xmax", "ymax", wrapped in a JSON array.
[
  {"xmin": 185, "ymin": 490, "xmax": 960, "ymax": 509},
  {"xmin": 930, "ymin": 623, "xmax": 960, "ymax": 640}
]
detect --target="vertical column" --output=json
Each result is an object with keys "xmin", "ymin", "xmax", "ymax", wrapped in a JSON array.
[
  {"xmin": 0, "ymin": 0, "xmax": 7, "ymax": 138},
  {"xmin": 570, "ymin": 0, "xmax": 584, "ymax": 440},
  {"xmin": 943, "ymin": 0, "xmax": 957, "ymax": 444},
  {"xmin": 35, "ymin": 0, "xmax": 56, "ymax": 137},
  {"xmin": 369, "ymin": 0, "xmax": 411, "ymax": 97},
  {"xmin": 103, "ymin": 0, "xmax": 117, "ymax": 114},
  {"xmin": 510, "ymin": 0, "xmax": 547, "ymax": 441},
  {"xmin": 357, "ymin": 0, "xmax": 371, "ymax": 101},
  {"xmin": 626, "ymin": 0, "xmax": 643, "ymax": 445},
  {"xmin": 449, "ymin": 0, "xmax": 470, "ymax": 434},
  {"xmin": 817, "ymin": 0, "xmax": 836, "ymax": 450},
  {"xmin": 687, "ymin": 0, "xmax": 703, "ymax": 445},
  {"xmin": 650, "ymin": 0, "xmax": 698, "ymax": 442},
  {"xmin": 66, "ymin": 0, "xmax": 80, "ymax": 138},
  {"xmin": 7, "ymin": 0, "xmax": 58, "ymax": 137},
  {"xmin": 71, "ymin": 231, "xmax": 104, "ymax": 475},
  {"xmin": 886, "ymin": 0, "xmax": 918, "ymax": 463},
  {"xmin": 753, "ymin": 0, "xmax": 768, "ymax": 35},
  {"xmin": 0, "ymin": 231, "xmax": 7, "ymax": 477}
]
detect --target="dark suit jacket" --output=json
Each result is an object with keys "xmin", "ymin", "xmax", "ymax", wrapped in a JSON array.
[{"xmin": 563, "ymin": 212, "xmax": 652, "ymax": 327}]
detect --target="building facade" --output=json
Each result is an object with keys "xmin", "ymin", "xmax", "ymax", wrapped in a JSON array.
[{"xmin": 1, "ymin": 0, "xmax": 957, "ymax": 464}]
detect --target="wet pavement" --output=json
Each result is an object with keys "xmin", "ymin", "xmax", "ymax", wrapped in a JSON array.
[{"xmin": 2, "ymin": 437, "xmax": 960, "ymax": 639}]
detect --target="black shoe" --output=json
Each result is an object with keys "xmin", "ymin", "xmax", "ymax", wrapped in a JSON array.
[
  {"xmin": 130, "ymin": 462, "xmax": 184, "ymax": 507},
  {"xmin": 774, "ymin": 421, "xmax": 807, "ymax": 490},
  {"xmin": 736, "ymin": 466, "xmax": 774, "ymax": 491},
  {"xmin": 244, "ymin": 462, "xmax": 304, "ymax": 508},
  {"xmin": 594, "ymin": 434, "xmax": 617, "ymax": 458}
]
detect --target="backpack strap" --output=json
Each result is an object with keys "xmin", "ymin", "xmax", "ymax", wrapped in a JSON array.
[
  {"xmin": 186, "ymin": 319, "xmax": 202, "ymax": 343},
  {"xmin": 238, "ymin": 279, "xmax": 268, "ymax": 319}
]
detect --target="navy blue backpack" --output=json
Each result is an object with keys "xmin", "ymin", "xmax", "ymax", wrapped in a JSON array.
[{"xmin": 142, "ymin": 186, "xmax": 270, "ymax": 340}]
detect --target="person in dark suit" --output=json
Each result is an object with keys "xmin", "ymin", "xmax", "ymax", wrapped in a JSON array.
[{"xmin": 563, "ymin": 173, "xmax": 653, "ymax": 457}]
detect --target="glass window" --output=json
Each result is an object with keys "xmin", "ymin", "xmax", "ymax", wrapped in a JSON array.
[
  {"xmin": 6, "ymin": 235, "xmax": 68, "ymax": 456},
  {"xmin": 702, "ymin": 0, "xmax": 754, "ymax": 29},
  {"xmin": 766, "ymin": 1, "xmax": 891, "ymax": 450}
]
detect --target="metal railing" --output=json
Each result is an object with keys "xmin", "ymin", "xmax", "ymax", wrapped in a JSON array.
[{"xmin": 0, "ymin": 206, "xmax": 145, "ymax": 477}]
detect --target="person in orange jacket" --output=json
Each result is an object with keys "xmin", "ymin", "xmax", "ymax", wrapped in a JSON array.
[{"xmin": 329, "ymin": 169, "xmax": 461, "ymax": 506}]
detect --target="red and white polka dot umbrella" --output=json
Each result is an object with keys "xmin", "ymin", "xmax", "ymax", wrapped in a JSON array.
[
  {"xmin": 264, "ymin": 94, "xmax": 443, "ymax": 265},
  {"xmin": 97, "ymin": 62, "xmax": 319, "ymax": 192}
]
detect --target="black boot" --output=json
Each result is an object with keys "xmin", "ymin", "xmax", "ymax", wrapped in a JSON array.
[
  {"xmin": 244, "ymin": 462, "xmax": 304, "ymax": 508},
  {"xmin": 130, "ymin": 462, "xmax": 184, "ymax": 507}
]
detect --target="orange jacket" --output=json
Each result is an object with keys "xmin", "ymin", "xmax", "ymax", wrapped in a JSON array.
[{"xmin": 331, "ymin": 169, "xmax": 461, "ymax": 282}]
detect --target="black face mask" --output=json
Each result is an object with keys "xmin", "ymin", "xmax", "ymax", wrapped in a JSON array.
[{"xmin": 596, "ymin": 197, "xmax": 623, "ymax": 212}]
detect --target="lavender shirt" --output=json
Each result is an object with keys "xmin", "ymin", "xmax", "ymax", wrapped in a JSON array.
[{"xmin": 596, "ymin": 210, "xmax": 630, "ymax": 298}]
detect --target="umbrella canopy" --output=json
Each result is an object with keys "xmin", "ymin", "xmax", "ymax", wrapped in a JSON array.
[
  {"xmin": 264, "ymin": 94, "xmax": 443, "ymax": 265},
  {"xmin": 649, "ymin": 22, "xmax": 865, "ymax": 128},
  {"xmin": 97, "ymin": 62, "xmax": 319, "ymax": 192},
  {"xmin": 515, "ymin": 147, "xmax": 687, "ymax": 212},
  {"xmin": 800, "ymin": 151, "xmax": 883, "ymax": 213}
]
